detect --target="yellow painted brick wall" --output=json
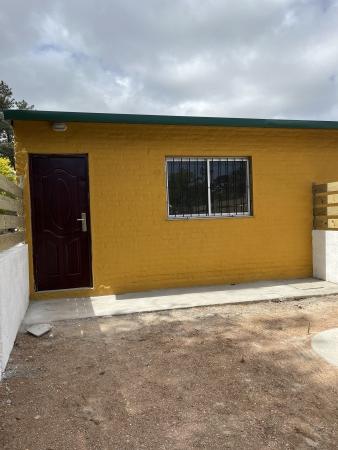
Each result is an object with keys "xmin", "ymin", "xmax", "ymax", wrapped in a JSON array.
[{"xmin": 13, "ymin": 120, "xmax": 338, "ymax": 300}]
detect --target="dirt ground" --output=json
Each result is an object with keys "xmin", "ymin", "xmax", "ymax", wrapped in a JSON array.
[{"xmin": 2, "ymin": 296, "xmax": 338, "ymax": 450}]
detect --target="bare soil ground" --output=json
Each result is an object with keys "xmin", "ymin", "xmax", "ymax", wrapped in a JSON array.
[{"xmin": 2, "ymin": 296, "xmax": 338, "ymax": 449}]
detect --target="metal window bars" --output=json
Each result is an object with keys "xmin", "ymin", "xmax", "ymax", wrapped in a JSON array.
[{"xmin": 166, "ymin": 157, "xmax": 251, "ymax": 218}]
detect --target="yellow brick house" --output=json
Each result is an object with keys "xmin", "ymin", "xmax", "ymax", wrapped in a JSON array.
[{"xmin": 4, "ymin": 109, "xmax": 338, "ymax": 300}]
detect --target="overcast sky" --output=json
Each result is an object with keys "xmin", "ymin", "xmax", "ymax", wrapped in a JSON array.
[{"xmin": 1, "ymin": 0, "xmax": 338, "ymax": 119}]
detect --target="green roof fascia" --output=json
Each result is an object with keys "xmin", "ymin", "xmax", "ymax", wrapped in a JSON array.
[{"xmin": 4, "ymin": 109, "xmax": 338, "ymax": 131}]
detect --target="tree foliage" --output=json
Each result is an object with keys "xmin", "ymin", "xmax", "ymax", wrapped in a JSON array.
[
  {"xmin": 0, "ymin": 80, "xmax": 34, "ymax": 166},
  {"xmin": 0, "ymin": 156, "xmax": 16, "ymax": 181}
]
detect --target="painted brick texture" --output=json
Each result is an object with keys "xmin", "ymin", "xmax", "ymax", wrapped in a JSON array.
[{"xmin": 14, "ymin": 120, "xmax": 338, "ymax": 300}]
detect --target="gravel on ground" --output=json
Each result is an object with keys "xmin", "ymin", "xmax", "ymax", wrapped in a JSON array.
[{"xmin": 1, "ymin": 295, "xmax": 338, "ymax": 449}]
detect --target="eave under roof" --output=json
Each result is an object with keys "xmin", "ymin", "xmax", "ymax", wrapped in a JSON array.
[{"xmin": 4, "ymin": 109, "xmax": 338, "ymax": 131}]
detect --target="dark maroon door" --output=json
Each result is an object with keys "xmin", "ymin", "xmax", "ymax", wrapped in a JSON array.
[{"xmin": 29, "ymin": 155, "xmax": 92, "ymax": 291}]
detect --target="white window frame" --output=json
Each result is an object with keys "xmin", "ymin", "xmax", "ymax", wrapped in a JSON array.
[{"xmin": 166, "ymin": 156, "xmax": 252, "ymax": 219}]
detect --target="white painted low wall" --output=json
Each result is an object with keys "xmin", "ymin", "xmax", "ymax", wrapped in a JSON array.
[
  {"xmin": 313, "ymin": 230, "xmax": 338, "ymax": 283},
  {"xmin": 0, "ymin": 244, "xmax": 29, "ymax": 378}
]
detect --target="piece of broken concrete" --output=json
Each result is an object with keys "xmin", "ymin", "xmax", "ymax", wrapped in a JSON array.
[{"xmin": 26, "ymin": 323, "xmax": 52, "ymax": 337}]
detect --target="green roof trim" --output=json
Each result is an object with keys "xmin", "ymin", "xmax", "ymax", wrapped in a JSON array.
[{"xmin": 4, "ymin": 109, "xmax": 338, "ymax": 130}]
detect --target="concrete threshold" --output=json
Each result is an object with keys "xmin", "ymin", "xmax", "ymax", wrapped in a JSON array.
[{"xmin": 23, "ymin": 278, "xmax": 338, "ymax": 327}]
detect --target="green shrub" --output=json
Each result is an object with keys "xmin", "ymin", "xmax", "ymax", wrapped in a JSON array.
[{"xmin": 0, "ymin": 156, "xmax": 16, "ymax": 181}]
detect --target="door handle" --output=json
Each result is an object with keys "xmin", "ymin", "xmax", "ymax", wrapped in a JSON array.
[{"xmin": 77, "ymin": 212, "xmax": 87, "ymax": 232}]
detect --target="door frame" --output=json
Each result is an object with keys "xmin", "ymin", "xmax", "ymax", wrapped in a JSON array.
[{"xmin": 29, "ymin": 153, "xmax": 93, "ymax": 292}]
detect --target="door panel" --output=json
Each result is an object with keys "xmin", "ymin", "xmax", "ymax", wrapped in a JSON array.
[{"xmin": 30, "ymin": 155, "xmax": 92, "ymax": 291}]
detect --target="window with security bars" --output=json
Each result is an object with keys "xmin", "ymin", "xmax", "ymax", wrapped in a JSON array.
[{"xmin": 166, "ymin": 157, "xmax": 251, "ymax": 218}]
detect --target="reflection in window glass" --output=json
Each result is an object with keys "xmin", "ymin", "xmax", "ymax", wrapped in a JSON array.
[
  {"xmin": 210, "ymin": 159, "xmax": 248, "ymax": 214},
  {"xmin": 167, "ymin": 159, "xmax": 208, "ymax": 216},
  {"xmin": 166, "ymin": 157, "xmax": 251, "ymax": 218}
]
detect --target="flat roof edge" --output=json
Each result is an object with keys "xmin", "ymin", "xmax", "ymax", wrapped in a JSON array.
[{"xmin": 4, "ymin": 109, "xmax": 338, "ymax": 130}]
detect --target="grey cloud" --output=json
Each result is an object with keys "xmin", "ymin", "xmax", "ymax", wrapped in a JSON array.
[{"xmin": 1, "ymin": 0, "xmax": 338, "ymax": 119}]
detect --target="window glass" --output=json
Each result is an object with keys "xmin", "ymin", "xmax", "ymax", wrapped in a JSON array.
[
  {"xmin": 210, "ymin": 159, "xmax": 249, "ymax": 214},
  {"xmin": 167, "ymin": 159, "xmax": 208, "ymax": 216},
  {"xmin": 166, "ymin": 157, "xmax": 251, "ymax": 218}
]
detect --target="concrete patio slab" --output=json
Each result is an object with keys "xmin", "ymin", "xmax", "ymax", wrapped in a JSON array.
[
  {"xmin": 312, "ymin": 328, "xmax": 338, "ymax": 367},
  {"xmin": 22, "ymin": 278, "xmax": 338, "ymax": 327}
]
